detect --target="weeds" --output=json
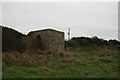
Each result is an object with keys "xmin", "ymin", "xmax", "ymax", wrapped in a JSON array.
[{"xmin": 2, "ymin": 47, "xmax": 118, "ymax": 78}]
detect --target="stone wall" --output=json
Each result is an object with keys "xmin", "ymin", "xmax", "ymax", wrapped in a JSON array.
[{"xmin": 22, "ymin": 29, "xmax": 64, "ymax": 53}]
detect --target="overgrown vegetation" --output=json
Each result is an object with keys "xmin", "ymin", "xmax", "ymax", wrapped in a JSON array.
[
  {"xmin": 65, "ymin": 36, "xmax": 120, "ymax": 49},
  {"xmin": 2, "ymin": 26, "xmax": 120, "ymax": 52},
  {"xmin": 2, "ymin": 47, "xmax": 118, "ymax": 78},
  {"xmin": 2, "ymin": 26, "xmax": 25, "ymax": 52},
  {"xmin": 1, "ymin": 26, "xmax": 119, "ymax": 78}
]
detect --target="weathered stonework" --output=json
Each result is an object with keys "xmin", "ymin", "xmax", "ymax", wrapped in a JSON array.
[{"xmin": 22, "ymin": 29, "xmax": 64, "ymax": 53}]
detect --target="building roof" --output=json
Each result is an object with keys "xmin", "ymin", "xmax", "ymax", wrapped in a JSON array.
[{"xmin": 28, "ymin": 28, "xmax": 64, "ymax": 35}]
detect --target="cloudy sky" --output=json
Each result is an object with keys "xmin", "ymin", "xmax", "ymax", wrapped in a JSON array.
[{"xmin": 2, "ymin": 2, "xmax": 118, "ymax": 40}]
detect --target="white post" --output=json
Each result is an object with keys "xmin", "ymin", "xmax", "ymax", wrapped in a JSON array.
[{"xmin": 68, "ymin": 28, "xmax": 70, "ymax": 40}]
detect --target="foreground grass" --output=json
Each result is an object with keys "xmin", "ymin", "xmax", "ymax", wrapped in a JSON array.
[{"xmin": 2, "ymin": 47, "xmax": 118, "ymax": 78}]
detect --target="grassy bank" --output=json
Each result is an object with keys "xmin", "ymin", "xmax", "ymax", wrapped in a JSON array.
[{"xmin": 2, "ymin": 47, "xmax": 118, "ymax": 78}]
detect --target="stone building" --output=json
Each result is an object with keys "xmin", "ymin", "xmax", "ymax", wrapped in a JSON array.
[{"xmin": 22, "ymin": 29, "xmax": 64, "ymax": 53}]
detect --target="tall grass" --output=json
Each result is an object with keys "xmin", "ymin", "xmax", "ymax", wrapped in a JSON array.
[{"xmin": 2, "ymin": 46, "xmax": 118, "ymax": 78}]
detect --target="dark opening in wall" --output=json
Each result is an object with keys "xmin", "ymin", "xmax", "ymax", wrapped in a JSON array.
[{"xmin": 34, "ymin": 35, "xmax": 44, "ymax": 50}]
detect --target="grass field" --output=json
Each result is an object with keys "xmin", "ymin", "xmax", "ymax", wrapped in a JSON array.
[{"xmin": 2, "ymin": 47, "xmax": 118, "ymax": 78}]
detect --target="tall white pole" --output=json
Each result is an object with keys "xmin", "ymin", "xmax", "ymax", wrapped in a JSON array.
[{"xmin": 68, "ymin": 28, "xmax": 70, "ymax": 40}]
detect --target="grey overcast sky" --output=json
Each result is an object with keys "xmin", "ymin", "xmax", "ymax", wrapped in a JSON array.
[{"xmin": 2, "ymin": 2, "xmax": 118, "ymax": 40}]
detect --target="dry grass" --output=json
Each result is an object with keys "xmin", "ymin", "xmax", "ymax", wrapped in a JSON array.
[
  {"xmin": 2, "ymin": 50, "xmax": 72, "ymax": 67},
  {"xmin": 3, "ymin": 51, "xmax": 45, "ymax": 66},
  {"xmin": 2, "ymin": 47, "xmax": 118, "ymax": 78}
]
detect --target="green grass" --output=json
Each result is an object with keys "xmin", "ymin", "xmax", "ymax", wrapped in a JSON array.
[{"xmin": 2, "ymin": 48, "xmax": 118, "ymax": 78}]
